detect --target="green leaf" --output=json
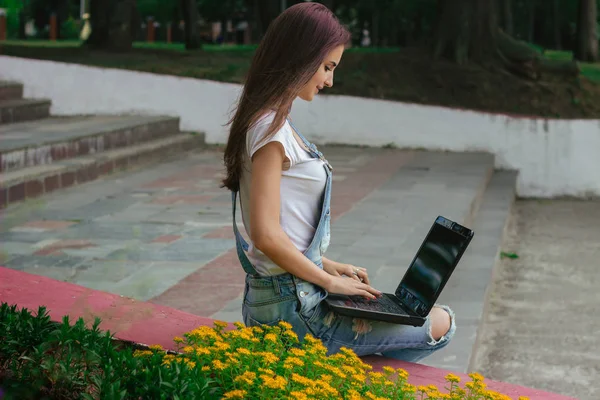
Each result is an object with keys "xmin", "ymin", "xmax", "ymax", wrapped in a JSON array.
[{"xmin": 500, "ymin": 251, "xmax": 519, "ymax": 259}]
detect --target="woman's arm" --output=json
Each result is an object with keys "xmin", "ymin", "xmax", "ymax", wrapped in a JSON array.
[{"xmin": 250, "ymin": 142, "xmax": 380, "ymax": 299}]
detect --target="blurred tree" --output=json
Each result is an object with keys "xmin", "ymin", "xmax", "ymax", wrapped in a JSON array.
[
  {"xmin": 85, "ymin": 0, "xmax": 137, "ymax": 50},
  {"xmin": 180, "ymin": 0, "xmax": 201, "ymax": 49},
  {"xmin": 432, "ymin": 0, "xmax": 579, "ymax": 79},
  {"xmin": 574, "ymin": 0, "xmax": 598, "ymax": 61}
]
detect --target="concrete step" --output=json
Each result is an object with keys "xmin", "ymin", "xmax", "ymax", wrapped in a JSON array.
[
  {"xmin": 0, "ymin": 115, "xmax": 181, "ymax": 173},
  {"xmin": 0, "ymin": 81, "xmax": 24, "ymax": 101},
  {"xmin": 421, "ymin": 170, "xmax": 518, "ymax": 373},
  {"xmin": 0, "ymin": 98, "xmax": 52, "ymax": 124},
  {"xmin": 0, "ymin": 132, "xmax": 206, "ymax": 209}
]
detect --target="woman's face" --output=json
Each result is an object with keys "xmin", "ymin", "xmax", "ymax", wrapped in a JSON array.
[{"xmin": 298, "ymin": 45, "xmax": 344, "ymax": 102}]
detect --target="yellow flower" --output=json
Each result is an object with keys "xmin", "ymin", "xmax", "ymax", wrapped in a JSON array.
[
  {"xmin": 352, "ymin": 373, "xmax": 366, "ymax": 383},
  {"xmin": 382, "ymin": 366, "xmax": 395, "ymax": 375},
  {"xmin": 258, "ymin": 351, "xmax": 279, "ymax": 364},
  {"xmin": 212, "ymin": 342, "xmax": 230, "ymax": 352},
  {"xmin": 261, "ymin": 374, "xmax": 287, "ymax": 390},
  {"xmin": 291, "ymin": 373, "xmax": 312, "ymax": 386},
  {"xmin": 185, "ymin": 360, "xmax": 196, "ymax": 369},
  {"xmin": 182, "ymin": 346, "xmax": 195, "ymax": 353},
  {"xmin": 264, "ymin": 333, "xmax": 278, "ymax": 343},
  {"xmin": 148, "ymin": 344, "xmax": 163, "ymax": 351},
  {"xmin": 283, "ymin": 329, "xmax": 299, "ymax": 340},
  {"xmin": 396, "ymin": 368, "xmax": 409, "ymax": 380},
  {"xmin": 236, "ymin": 347, "xmax": 251, "ymax": 356},
  {"xmin": 403, "ymin": 383, "xmax": 417, "ymax": 393},
  {"xmin": 132, "ymin": 350, "xmax": 153, "ymax": 357},
  {"xmin": 214, "ymin": 320, "xmax": 228, "ymax": 329},
  {"xmin": 201, "ymin": 365, "xmax": 210, "ymax": 372},
  {"xmin": 258, "ymin": 368, "xmax": 274, "ymax": 376},
  {"xmin": 222, "ymin": 389, "xmax": 247, "ymax": 399},
  {"xmin": 212, "ymin": 359, "xmax": 227, "ymax": 370},
  {"xmin": 518, "ymin": 397, "xmax": 531, "ymax": 400},
  {"xmin": 278, "ymin": 320, "xmax": 293, "ymax": 330},
  {"xmin": 445, "ymin": 373, "xmax": 461, "ymax": 383},
  {"xmin": 468, "ymin": 372, "xmax": 485, "ymax": 382},
  {"xmin": 173, "ymin": 336, "xmax": 184, "ymax": 344},
  {"xmin": 234, "ymin": 371, "xmax": 256, "ymax": 386},
  {"xmin": 283, "ymin": 356, "xmax": 304, "ymax": 369},
  {"xmin": 290, "ymin": 348, "xmax": 306, "ymax": 357},
  {"xmin": 196, "ymin": 347, "xmax": 210, "ymax": 356},
  {"xmin": 233, "ymin": 321, "xmax": 245, "ymax": 329},
  {"xmin": 252, "ymin": 326, "xmax": 264, "ymax": 334},
  {"xmin": 289, "ymin": 391, "xmax": 308, "ymax": 400},
  {"xmin": 347, "ymin": 389, "xmax": 363, "ymax": 400},
  {"xmin": 368, "ymin": 372, "xmax": 386, "ymax": 384},
  {"xmin": 342, "ymin": 365, "xmax": 357, "ymax": 375}
]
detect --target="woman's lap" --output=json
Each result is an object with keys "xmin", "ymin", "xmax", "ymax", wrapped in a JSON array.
[{"xmin": 243, "ymin": 275, "xmax": 456, "ymax": 363}]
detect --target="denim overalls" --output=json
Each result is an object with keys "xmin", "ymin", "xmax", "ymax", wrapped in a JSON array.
[{"xmin": 231, "ymin": 120, "xmax": 456, "ymax": 362}]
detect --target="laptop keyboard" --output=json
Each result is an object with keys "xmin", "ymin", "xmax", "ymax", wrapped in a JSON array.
[{"xmin": 347, "ymin": 294, "xmax": 407, "ymax": 314}]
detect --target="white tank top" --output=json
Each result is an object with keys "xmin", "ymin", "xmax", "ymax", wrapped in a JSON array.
[{"xmin": 239, "ymin": 112, "xmax": 327, "ymax": 276}]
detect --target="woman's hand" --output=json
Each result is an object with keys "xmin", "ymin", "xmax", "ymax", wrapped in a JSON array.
[
  {"xmin": 323, "ymin": 260, "xmax": 370, "ymax": 285},
  {"xmin": 324, "ymin": 274, "xmax": 382, "ymax": 300},
  {"xmin": 322, "ymin": 257, "xmax": 379, "ymax": 299}
]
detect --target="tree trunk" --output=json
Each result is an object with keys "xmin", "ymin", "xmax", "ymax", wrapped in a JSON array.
[
  {"xmin": 85, "ymin": 0, "xmax": 136, "ymax": 51},
  {"xmin": 433, "ymin": 0, "xmax": 579, "ymax": 79},
  {"xmin": 180, "ymin": 0, "xmax": 201, "ymax": 50},
  {"xmin": 574, "ymin": 0, "xmax": 598, "ymax": 62},
  {"xmin": 500, "ymin": 0, "xmax": 513, "ymax": 35},
  {"xmin": 371, "ymin": 6, "xmax": 380, "ymax": 47},
  {"xmin": 256, "ymin": 0, "xmax": 280, "ymax": 37},
  {"xmin": 527, "ymin": 0, "xmax": 535, "ymax": 43},
  {"xmin": 433, "ymin": 0, "xmax": 498, "ymax": 64},
  {"xmin": 552, "ymin": 0, "xmax": 561, "ymax": 50}
]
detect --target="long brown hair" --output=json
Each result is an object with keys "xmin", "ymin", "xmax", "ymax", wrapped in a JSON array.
[{"xmin": 222, "ymin": 2, "xmax": 351, "ymax": 192}]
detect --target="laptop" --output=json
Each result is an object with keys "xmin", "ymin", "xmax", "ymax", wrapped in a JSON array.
[{"xmin": 325, "ymin": 216, "xmax": 474, "ymax": 327}]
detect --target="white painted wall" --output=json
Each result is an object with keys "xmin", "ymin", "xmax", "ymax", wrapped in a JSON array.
[{"xmin": 2, "ymin": 55, "xmax": 599, "ymax": 198}]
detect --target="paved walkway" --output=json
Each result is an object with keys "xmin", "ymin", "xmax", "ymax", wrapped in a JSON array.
[{"xmin": 471, "ymin": 199, "xmax": 600, "ymax": 400}]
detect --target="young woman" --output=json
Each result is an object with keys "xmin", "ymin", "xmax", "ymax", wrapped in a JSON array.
[{"xmin": 223, "ymin": 2, "xmax": 455, "ymax": 362}]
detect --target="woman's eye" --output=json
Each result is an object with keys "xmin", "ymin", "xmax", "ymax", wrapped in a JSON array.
[{"xmin": 325, "ymin": 66, "xmax": 331, "ymax": 72}]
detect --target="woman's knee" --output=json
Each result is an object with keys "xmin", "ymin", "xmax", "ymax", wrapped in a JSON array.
[{"xmin": 429, "ymin": 307, "xmax": 452, "ymax": 341}]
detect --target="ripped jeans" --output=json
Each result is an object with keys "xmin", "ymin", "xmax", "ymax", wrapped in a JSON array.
[{"xmin": 242, "ymin": 273, "xmax": 456, "ymax": 363}]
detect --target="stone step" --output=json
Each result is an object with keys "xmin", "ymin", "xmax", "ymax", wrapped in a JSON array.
[
  {"xmin": 421, "ymin": 170, "xmax": 518, "ymax": 373},
  {"xmin": 0, "ymin": 98, "xmax": 52, "ymax": 124},
  {"xmin": 0, "ymin": 132, "xmax": 206, "ymax": 209},
  {"xmin": 0, "ymin": 115, "xmax": 182, "ymax": 173},
  {"xmin": 0, "ymin": 81, "xmax": 24, "ymax": 101}
]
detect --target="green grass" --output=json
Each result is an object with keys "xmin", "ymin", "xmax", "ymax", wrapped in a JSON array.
[
  {"xmin": 544, "ymin": 49, "xmax": 600, "ymax": 83},
  {"xmin": 1, "ymin": 39, "xmax": 406, "ymax": 54},
  {"xmin": 527, "ymin": 42, "xmax": 600, "ymax": 84}
]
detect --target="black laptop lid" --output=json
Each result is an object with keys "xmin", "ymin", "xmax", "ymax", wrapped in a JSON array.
[{"xmin": 395, "ymin": 216, "xmax": 473, "ymax": 317}]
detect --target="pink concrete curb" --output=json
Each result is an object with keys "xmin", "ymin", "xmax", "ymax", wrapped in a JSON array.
[{"xmin": 0, "ymin": 267, "xmax": 574, "ymax": 400}]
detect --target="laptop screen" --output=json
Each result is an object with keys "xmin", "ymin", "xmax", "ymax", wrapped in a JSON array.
[{"xmin": 396, "ymin": 216, "xmax": 472, "ymax": 317}]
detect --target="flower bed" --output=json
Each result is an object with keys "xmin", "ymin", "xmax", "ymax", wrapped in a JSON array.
[{"xmin": 0, "ymin": 302, "xmax": 529, "ymax": 400}]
